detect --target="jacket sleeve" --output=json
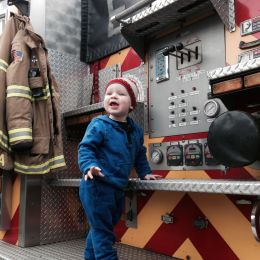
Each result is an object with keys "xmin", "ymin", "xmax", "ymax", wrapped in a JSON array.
[
  {"xmin": 6, "ymin": 30, "xmax": 33, "ymax": 151},
  {"xmin": 78, "ymin": 119, "xmax": 104, "ymax": 175},
  {"xmin": 134, "ymin": 126, "xmax": 152, "ymax": 179},
  {"xmin": 0, "ymin": 16, "xmax": 17, "ymax": 153}
]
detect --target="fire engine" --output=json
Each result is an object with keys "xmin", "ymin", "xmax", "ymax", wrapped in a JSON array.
[{"xmin": 0, "ymin": 0, "xmax": 260, "ymax": 259}]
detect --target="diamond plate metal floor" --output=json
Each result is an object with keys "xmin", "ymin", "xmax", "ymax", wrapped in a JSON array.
[{"xmin": 0, "ymin": 239, "xmax": 178, "ymax": 260}]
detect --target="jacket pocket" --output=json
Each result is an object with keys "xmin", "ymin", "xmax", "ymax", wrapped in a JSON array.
[
  {"xmin": 29, "ymin": 76, "xmax": 45, "ymax": 98},
  {"xmin": 30, "ymin": 136, "xmax": 50, "ymax": 155}
]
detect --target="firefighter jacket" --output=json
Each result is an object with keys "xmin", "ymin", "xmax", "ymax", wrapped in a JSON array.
[{"xmin": 0, "ymin": 13, "xmax": 66, "ymax": 174}]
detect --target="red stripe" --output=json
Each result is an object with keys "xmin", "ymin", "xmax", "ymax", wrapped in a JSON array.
[
  {"xmin": 206, "ymin": 168, "xmax": 255, "ymax": 221},
  {"xmin": 144, "ymin": 194, "xmax": 239, "ymax": 259},
  {"xmin": 3, "ymin": 206, "xmax": 19, "ymax": 245},
  {"xmin": 163, "ymin": 132, "xmax": 208, "ymax": 142},
  {"xmin": 121, "ymin": 48, "xmax": 142, "ymax": 72},
  {"xmin": 89, "ymin": 57, "xmax": 110, "ymax": 73},
  {"xmin": 206, "ymin": 168, "xmax": 255, "ymax": 180}
]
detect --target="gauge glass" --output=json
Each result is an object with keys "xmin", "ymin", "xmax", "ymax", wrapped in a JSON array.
[
  {"xmin": 204, "ymin": 100, "xmax": 219, "ymax": 118},
  {"xmin": 151, "ymin": 149, "xmax": 163, "ymax": 164}
]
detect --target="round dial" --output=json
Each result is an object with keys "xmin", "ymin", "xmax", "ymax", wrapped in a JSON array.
[
  {"xmin": 150, "ymin": 148, "xmax": 163, "ymax": 164},
  {"xmin": 204, "ymin": 99, "xmax": 220, "ymax": 118}
]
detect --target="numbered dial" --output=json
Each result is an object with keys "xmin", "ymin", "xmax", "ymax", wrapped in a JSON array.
[
  {"xmin": 150, "ymin": 148, "xmax": 163, "ymax": 164},
  {"xmin": 204, "ymin": 99, "xmax": 220, "ymax": 118}
]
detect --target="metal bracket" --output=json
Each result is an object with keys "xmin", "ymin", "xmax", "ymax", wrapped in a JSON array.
[{"xmin": 125, "ymin": 190, "xmax": 137, "ymax": 228}]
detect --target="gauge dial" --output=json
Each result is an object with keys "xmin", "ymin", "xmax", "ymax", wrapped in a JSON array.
[
  {"xmin": 204, "ymin": 99, "xmax": 220, "ymax": 118},
  {"xmin": 150, "ymin": 148, "xmax": 163, "ymax": 164}
]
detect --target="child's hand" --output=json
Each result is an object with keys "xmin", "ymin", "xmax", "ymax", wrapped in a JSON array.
[
  {"xmin": 143, "ymin": 174, "xmax": 162, "ymax": 180},
  {"xmin": 85, "ymin": 166, "xmax": 104, "ymax": 181}
]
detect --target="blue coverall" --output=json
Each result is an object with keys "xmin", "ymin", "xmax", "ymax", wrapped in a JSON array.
[{"xmin": 78, "ymin": 115, "xmax": 151, "ymax": 260}]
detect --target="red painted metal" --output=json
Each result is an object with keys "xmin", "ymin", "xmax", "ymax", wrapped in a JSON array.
[
  {"xmin": 121, "ymin": 48, "xmax": 142, "ymax": 72},
  {"xmin": 236, "ymin": 0, "xmax": 260, "ymax": 38},
  {"xmin": 144, "ymin": 195, "xmax": 239, "ymax": 259},
  {"xmin": 3, "ymin": 207, "xmax": 19, "ymax": 245}
]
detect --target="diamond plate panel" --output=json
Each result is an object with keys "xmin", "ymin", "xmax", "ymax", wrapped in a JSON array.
[
  {"xmin": 129, "ymin": 102, "xmax": 147, "ymax": 133},
  {"xmin": 210, "ymin": 0, "xmax": 235, "ymax": 32},
  {"xmin": 0, "ymin": 239, "xmax": 176, "ymax": 260},
  {"xmin": 49, "ymin": 178, "xmax": 260, "ymax": 196},
  {"xmin": 128, "ymin": 179, "xmax": 260, "ymax": 195},
  {"xmin": 208, "ymin": 57, "xmax": 260, "ymax": 79},
  {"xmin": 40, "ymin": 182, "xmax": 87, "ymax": 245},
  {"xmin": 58, "ymin": 121, "xmax": 85, "ymax": 179},
  {"xmin": 99, "ymin": 65, "xmax": 119, "ymax": 101},
  {"xmin": 48, "ymin": 49, "xmax": 91, "ymax": 113}
]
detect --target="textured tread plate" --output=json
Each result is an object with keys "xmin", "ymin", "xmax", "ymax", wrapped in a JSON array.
[{"xmin": 0, "ymin": 239, "xmax": 176, "ymax": 260}]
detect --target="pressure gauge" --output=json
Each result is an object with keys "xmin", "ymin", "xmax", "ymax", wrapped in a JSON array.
[
  {"xmin": 204, "ymin": 99, "xmax": 220, "ymax": 118},
  {"xmin": 150, "ymin": 148, "xmax": 163, "ymax": 164}
]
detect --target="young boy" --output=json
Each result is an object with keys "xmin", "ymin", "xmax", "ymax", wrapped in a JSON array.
[{"xmin": 78, "ymin": 76, "xmax": 161, "ymax": 260}]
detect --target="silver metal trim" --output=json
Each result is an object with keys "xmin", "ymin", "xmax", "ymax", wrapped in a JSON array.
[
  {"xmin": 207, "ymin": 57, "xmax": 260, "ymax": 80},
  {"xmin": 19, "ymin": 175, "xmax": 42, "ymax": 247},
  {"xmin": 50, "ymin": 178, "xmax": 260, "ymax": 196},
  {"xmin": 129, "ymin": 179, "xmax": 260, "ymax": 195},
  {"xmin": 251, "ymin": 200, "xmax": 260, "ymax": 241},
  {"xmin": 110, "ymin": 0, "xmax": 156, "ymax": 24},
  {"xmin": 63, "ymin": 102, "xmax": 104, "ymax": 118},
  {"xmin": 228, "ymin": 0, "xmax": 236, "ymax": 32}
]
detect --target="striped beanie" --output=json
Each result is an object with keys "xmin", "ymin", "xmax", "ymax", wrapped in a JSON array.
[{"xmin": 104, "ymin": 76, "xmax": 139, "ymax": 109}]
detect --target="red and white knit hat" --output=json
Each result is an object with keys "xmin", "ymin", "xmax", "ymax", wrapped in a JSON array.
[{"xmin": 104, "ymin": 76, "xmax": 139, "ymax": 109}]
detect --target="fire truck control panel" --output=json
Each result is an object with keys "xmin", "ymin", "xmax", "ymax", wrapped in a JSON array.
[{"xmin": 149, "ymin": 16, "xmax": 227, "ymax": 138}]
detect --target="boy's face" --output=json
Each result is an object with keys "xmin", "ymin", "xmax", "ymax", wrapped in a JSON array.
[{"xmin": 104, "ymin": 83, "xmax": 132, "ymax": 122}]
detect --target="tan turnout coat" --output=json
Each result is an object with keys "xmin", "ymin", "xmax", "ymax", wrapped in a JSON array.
[{"xmin": 0, "ymin": 13, "xmax": 66, "ymax": 174}]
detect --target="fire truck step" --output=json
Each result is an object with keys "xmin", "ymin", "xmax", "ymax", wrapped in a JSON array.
[{"xmin": 0, "ymin": 239, "xmax": 179, "ymax": 259}]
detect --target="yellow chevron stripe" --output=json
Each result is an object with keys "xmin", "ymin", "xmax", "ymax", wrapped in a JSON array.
[
  {"xmin": 244, "ymin": 166, "xmax": 260, "ymax": 179},
  {"xmin": 12, "ymin": 176, "xmax": 20, "ymax": 219},
  {"xmin": 121, "ymin": 170, "xmax": 185, "ymax": 248},
  {"xmin": 167, "ymin": 170, "xmax": 211, "ymax": 179},
  {"xmin": 190, "ymin": 193, "xmax": 260, "ymax": 259},
  {"xmin": 0, "ymin": 176, "xmax": 20, "ymax": 239},
  {"xmin": 105, "ymin": 47, "xmax": 131, "ymax": 68},
  {"xmin": 174, "ymin": 238, "xmax": 203, "ymax": 260}
]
